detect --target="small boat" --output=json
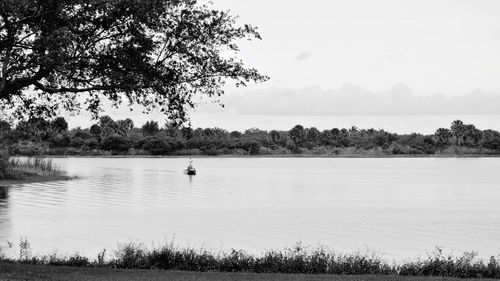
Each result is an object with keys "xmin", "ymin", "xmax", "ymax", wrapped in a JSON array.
[
  {"xmin": 186, "ymin": 166, "xmax": 196, "ymax": 175},
  {"xmin": 185, "ymin": 158, "xmax": 196, "ymax": 175}
]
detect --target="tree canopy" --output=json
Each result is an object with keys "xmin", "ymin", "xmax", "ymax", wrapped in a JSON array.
[{"xmin": 0, "ymin": 0, "xmax": 268, "ymax": 123}]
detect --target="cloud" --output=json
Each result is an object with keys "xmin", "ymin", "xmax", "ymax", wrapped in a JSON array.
[
  {"xmin": 295, "ymin": 52, "xmax": 312, "ymax": 61},
  {"xmin": 219, "ymin": 83, "xmax": 500, "ymax": 116}
]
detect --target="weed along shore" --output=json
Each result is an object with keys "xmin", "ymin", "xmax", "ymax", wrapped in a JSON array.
[
  {"xmin": 0, "ymin": 174, "xmax": 71, "ymax": 186},
  {"xmin": 1, "ymin": 241, "xmax": 500, "ymax": 280},
  {"xmin": 0, "ymin": 155, "xmax": 71, "ymax": 186}
]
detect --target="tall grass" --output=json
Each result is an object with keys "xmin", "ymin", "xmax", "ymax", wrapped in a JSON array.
[
  {"xmin": 2, "ymin": 239, "xmax": 500, "ymax": 279},
  {"xmin": 0, "ymin": 153, "xmax": 62, "ymax": 180},
  {"xmin": 8, "ymin": 157, "xmax": 61, "ymax": 176}
]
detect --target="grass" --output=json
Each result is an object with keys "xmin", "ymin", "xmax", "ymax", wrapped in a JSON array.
[
  {"xmin": 2, "ymin": 263, "xmax": 497, "ymax": 281},
  {"xmin": 0, "ymin": 153, "xmax": 69, "ymax": 184},
  {"xmin": 8, "ymin": 157, "xmax": 61, "ymax": 177}
]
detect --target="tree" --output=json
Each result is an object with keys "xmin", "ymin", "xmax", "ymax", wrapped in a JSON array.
[
  {"xmin": 306, "ymin": 127, "xmax": 320, "ymax": 142},
  {"xmin": 99, "ymin": 115, "xmax": 118, "ymax": 137},
  {"xmin": 289, "ymin": 125, "xmax": 306, "ymax": 145},
  {"xmin": 142, "ymin": 137, "xmax": 169, "ymax": 155},
  {"xmin": 117, "ymin": 119, "xmax": 134, "ymax": 136},
  {"xmin": 269, "ymin": 130, "xmax": 281, "ymax": 143},
  {"xmin": 482, "ymin": 130, "xmax": 500, "ymax": 151},
  {"xmin": 229, "ymin": 131, "xmax": 242, "ymax": 139},
  {"xmin": 450, "ymin": 120, "xmax": 466, "ymax": 146},
  {"xmin": 142, "ymin": 121, "xmax": 159, "ymax": 136},
  {"xmin": 0, "ymin": 0, "xmax": 267, "ymax": 123},
  {"xmin": 50, "ymin": 117, "xmax": 68, "ymax": 133},
  {"xmin": 0, "ymin": 120, "xmax": 11, "ymax": 135},
  {"xmin": 180, "ymin": 127, "xmax": 194, "ymax": 140},
  {"xmin": 89, "ymin": 124, "xmax": 102, "ymax": 139},
  {"xmin": 319, "ymin": 130, "xmax": 333, "ymax": 146},
  {"xmin": 339, "ymin": 128, "xmax": 350, "ymax": 147},
  {"xmin": 100, "ymin": 134, "xmax": 129, "ymax": 152},
  {"xmin": 243, "ymin": 128, "xmax": 268, "ymax": 142},
  {"xmin": 15, "ymin": 117, "xmax": 50, "ymax": 140},
  {"xmin": 464, "ymin": 124, "xmax": 482, "ymax": 147},
  {"xmin": 434, "ymin": 128, "xmax": 451, "ymax": 147},
  {"xmin": 164, "ymin": 122, "xmax": 180, "ymax": 138}
]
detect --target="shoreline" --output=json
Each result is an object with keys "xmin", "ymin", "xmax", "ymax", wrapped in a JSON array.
[
  {"xmin": 10, "ymin": 153, "xmax": 500, "ymax": 159},
  {"xmin": 0, "ymin": 264, "xmax": 490, "ymax": 281},
  {"xmin": 0, "ymin": 174, "xmax": 72, "ymax": 186}
]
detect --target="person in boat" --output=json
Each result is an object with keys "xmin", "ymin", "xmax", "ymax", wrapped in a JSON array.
[{"xmin": 187, "ymin": 158, "xmax": 194, "ymax": 170}]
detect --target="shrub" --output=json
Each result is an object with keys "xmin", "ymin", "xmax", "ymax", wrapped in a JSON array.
[
  {"xmin": 142, "ymin": 137, "xmax": 170, "ymax": 155},
  {"xmin": 0, "ymin": 150, "xmax": 11, "ymax": 179},
  {"xmin": 101, "ymin": 135, "xmax": 130, "ymax": 152},
  {"xmin": 3, "ymin": 240, "xmax": 500, "ymax": 279},
  {"xmin": 70, "ymin": 137, "xmax": 85, "ymax": 148},
  {"xmin": 49, "ymin": 133, "xmax": 71, "ymax": 147}
]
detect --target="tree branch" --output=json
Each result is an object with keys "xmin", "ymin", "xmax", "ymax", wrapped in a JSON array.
[{"xmin": 32, "ymin": 81, "xmax": 116, "ymax": 93}]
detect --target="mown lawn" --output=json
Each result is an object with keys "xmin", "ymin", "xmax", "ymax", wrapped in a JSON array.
[{"xmin": 0, "ymin": 263, "xmax": 496, "ymax": 281}]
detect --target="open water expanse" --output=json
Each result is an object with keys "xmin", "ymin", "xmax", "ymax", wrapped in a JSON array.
[{"xmin": 1, "ymin": 157, "xmax": 500, "ymax": 259}]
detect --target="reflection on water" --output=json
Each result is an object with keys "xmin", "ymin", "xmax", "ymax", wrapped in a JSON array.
[
  {"xmin": 0, "ymin": 186, "xmax": 10, "ymax": 249},
  {"xmin": 0, "ymin": 186, "xmax": 7, "ymax": 200},
  {"xmin": 1, "ymin": 157, "xmax": 500, "ymax": 259}
]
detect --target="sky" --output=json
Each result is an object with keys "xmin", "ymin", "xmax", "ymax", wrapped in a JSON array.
[
  {"xmin": 69, "ymin": 0, "xmax": 500, "ymax": 133},
  {"xmin": 210, "ymin": 0, "xmax": 500, "ymax": 94}
]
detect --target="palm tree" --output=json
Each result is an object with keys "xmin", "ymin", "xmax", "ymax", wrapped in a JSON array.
[
  {"xmin": 435, "ymin": 128, "xmax": 452, "ymax": 147},
  {"xmin": 450, "ymin": 120, "xmax": 466, "ymax": 146}
]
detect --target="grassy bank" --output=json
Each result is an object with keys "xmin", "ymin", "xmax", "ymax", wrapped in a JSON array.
[
  {"xmin": 0, "ymin": 155, "xmax": 70, "ymax": 185},
  {"xmin": 1, "ymin": 263, "xmax": 495, "ymax": 281},
  {"xmin": 2, "ymin": 240, "xmax": 500, "ymax": 279}
]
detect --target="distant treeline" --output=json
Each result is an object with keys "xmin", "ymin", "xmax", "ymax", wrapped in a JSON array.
[{"xmin": 0, "ymin": 116, "xmax": 499, "ymax": 156}]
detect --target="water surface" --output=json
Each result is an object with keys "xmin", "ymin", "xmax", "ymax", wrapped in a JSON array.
[{"xmin": 1, "ymin": 157, "xmax": 499, "ymax": 259}]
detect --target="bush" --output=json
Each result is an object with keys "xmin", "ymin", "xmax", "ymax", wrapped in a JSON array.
[
  {"xmin": 84, "ymin": 138, "xmax": 100, "ymax": 149},
  {"xmin": 142, "ymin": 137, "xmax": 170, "ymax": 155},
  {"xmin": 64, "ymin": 147, "xmax": 81, "ymax": 156},
  {"xmin": 3, "ymin": 240, "xmax": 500, "ymax": 279},
  {"xmin": 49, "ymin": 133, "xmax": 71, "ymax": 147},
  {"xmin": 101, "ymin": 135, "xmax": 130, "ymax": 152},
  {"xmin": 70, "ymin": 137, "xmax": 85, "ymax": 148},
  {"xmin": 0, "ymin": 150, "xmax": 11, "ymax": 179},
  {"xmin": 142, "ymin": 137, "xmax": 182, "ymax": 155}
]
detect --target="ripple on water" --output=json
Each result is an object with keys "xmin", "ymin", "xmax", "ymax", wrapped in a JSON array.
[{"xmin": 1, "ymin": 157, "xmax": 500, "ymax": 259}]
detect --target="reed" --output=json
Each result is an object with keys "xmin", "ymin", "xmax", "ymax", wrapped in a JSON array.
[{"xmin": 8, "ymin": 157, "xmax": 61, "ymax": 177}]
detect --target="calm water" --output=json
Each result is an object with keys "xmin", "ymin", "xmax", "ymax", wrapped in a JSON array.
[{"xmin": 1, "ymin": 157, "xmax": 500, "ymax": 259}]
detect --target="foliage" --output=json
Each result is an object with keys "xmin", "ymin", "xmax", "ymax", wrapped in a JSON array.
[
  {"xmin": 142, "ymin": 121, "xmax": 160, "ymax": 136},
  {"xmin": 141, "ymin": 136, "xmax": 178, "ymax": 155},
  {"xmin": 0, "ymin": 120, "xmax": 10, "ymax": 134},
  {"xmin": 0, "ymin": 149, "xmax": 11, "ymax": 179},
  {"xmin": 50, "ymin": 117, "xmax": 68, "ymax": 133},
  {"xmin": 2, "ymin": 239, "xmax": 500, "ymax": 279},
  {"xmin": 100, "ymin": 134, "xmax": 129, "ymax": 153},
  {"xmin": 1, "ymin": 118, "xmax": 500, "ymax": 157},
  {"xmin": 0, "ymin": 0, "xmax": 267, "ymax": 123}
]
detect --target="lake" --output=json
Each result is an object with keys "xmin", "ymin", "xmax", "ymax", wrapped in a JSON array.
[{"xmin": 1, "ymin": 157, "xmax": 500, "ymax": 260}]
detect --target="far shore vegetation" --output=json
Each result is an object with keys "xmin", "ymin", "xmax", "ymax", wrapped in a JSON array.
[
  {"xmin": 1, "ymin": 239, "xmax": 500, "ymax": 279},
  {"xmin": 0, "ymin": 117, "xmax": 499, "ymax": 158}
]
